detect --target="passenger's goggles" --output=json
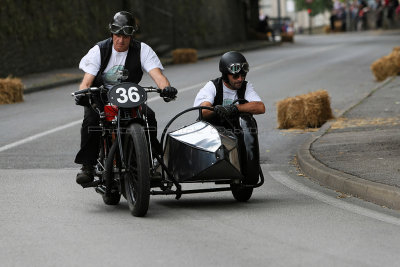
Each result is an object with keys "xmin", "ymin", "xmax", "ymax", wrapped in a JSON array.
[
  {"xmin": 109, "ymin": 24, "xmax": 136, "ymax": 36},
  {"xmin": 227, "ymin": 62, "xmax": 249, "ymax": 74}
]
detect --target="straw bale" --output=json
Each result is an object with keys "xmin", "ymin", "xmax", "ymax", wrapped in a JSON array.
[
  {"xmin": 334, "ymin": 20, "xmax": 342, "ymax": 31},
  {"xmin": 276, "ymin": 90, "xmax": 334, "ymax": 129},
  {"xmin": 0, "ymin": 77, "xmax": 24, "ymax": 104},
  {"xmin": 280, "ymin": 33, "xmax": 294, "ymax": 43},
  {"xmin": 389, "ymin": 50, "xmax": 400, "ymax": 68},
  {"xmin": 172, "ymin": 48, "xmax": 198, "ymax": 64},
  {"xmin": 370, "ymin": 48, "xmax": 400, "ymax": 81},
  {"xmin": 371, "ymin": 52, "xmax": 400, "ymax": 81}
]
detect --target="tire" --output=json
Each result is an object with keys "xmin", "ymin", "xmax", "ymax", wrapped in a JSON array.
[
  {"xmin": 124, "ymin": 123, "xmax": 150, "ymax": 217},
  {"xmin": 231, "ymin": 184, "xmax": 253, "ymax": 202},
  {"xmin": 102, "ymin": 140, "xmax": 121, "ymax": 205}
]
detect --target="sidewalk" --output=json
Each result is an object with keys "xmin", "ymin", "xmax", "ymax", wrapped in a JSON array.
[
  {"xmin": 21, "ymin": 40, "xmax": 278, "ymax": 93},
  {"xmin": 297, "ymin": 76, "xmax": 400, "ymax": 210}
]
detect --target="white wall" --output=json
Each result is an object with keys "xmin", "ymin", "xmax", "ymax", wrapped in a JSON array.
[{"xmin": 259, "ymin": 0, "xmax": 330, "ymax": 31}]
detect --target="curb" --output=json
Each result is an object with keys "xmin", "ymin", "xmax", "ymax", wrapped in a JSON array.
[{"xmin": 296, "ymin": 76, "xmax": 400, "ymax": 210}]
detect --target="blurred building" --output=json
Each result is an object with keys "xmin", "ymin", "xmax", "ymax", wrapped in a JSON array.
[{"xmin": 259, "ymin": 0, "xmax": 330, "ymax": 33}]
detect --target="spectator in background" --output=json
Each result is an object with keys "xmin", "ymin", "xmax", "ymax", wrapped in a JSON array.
[
  {"xmin": 358, "ymin": 1, "xmax": 370, "ymax": 31},
  {"xmin": 257, "ymin": 15, "xmax": 275, "ymax": 41},
  {"xmin": 375, "ymin": 0, "xmax": 384, "ymax": 29},
  {"xmin": 351, "ymin": 0, "xmax": 360, "ymax": 31},
  {"xmin": 387, "ymin": 0, "xmax": 399, "ymax": 27},
  {"xmin": 330, "ymin": 9, "xmax": 338, "ymax": 31}
]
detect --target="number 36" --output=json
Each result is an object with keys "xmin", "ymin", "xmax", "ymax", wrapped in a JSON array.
[{"xmin": 116, "ymin": 87, "xmax": 140, "ymax": 103}]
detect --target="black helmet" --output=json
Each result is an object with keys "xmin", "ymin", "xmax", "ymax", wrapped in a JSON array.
[
  {"xmin": 109, "ymin": 11, "xmax": 137, "ymax": 36},
  {"xmin": 219, "ymin": 51, "xmax": 249, "ymax": 81}
]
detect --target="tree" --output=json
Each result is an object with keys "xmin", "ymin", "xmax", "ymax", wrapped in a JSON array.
[{"xmin": 294, "ymin": 0, "xmax": 333, "ymax": 16}]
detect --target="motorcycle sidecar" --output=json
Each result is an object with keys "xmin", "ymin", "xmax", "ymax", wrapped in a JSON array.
[{"xmin": 163, "ymin": 121, "xmax": 244, "ymax": 183}]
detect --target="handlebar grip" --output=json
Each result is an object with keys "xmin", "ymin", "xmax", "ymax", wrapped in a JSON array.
[
  {"xmin": 72, "ymin": 87, "xmax": 101, "ymax": 96},
  {"xmin": 72, "ymin": 88, "xmax": 90, "ymax": 96}
]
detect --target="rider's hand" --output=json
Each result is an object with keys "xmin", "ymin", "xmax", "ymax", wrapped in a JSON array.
[
  {"xmin": 213, "ymin": 105, "xmax": 229, "ymax": 119},
  {"xmin": 75, "ymin": 94, "xmax": 89, "ymax": 106},
  {"xmin": 160, "ymin": 86, "xmax": 177, "ymax": 101}
]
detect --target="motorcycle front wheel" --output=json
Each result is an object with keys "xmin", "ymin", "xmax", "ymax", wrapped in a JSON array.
[{"xmin": 124, "ymin": 123, "xmax": 150, "ymax": 217}]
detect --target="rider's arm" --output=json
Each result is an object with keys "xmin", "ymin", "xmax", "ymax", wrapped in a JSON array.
[
  {"xmin": 79, "ymin": 73, "xmax": 96, "ymax": 90},
  {"xmin": 148, "ymin": 68, "xmax": 170, "ymax": 89},
  {"xmin": 236, "ymin": 101, "xmax": 266, "ymax": 115},
  {"xmin": 199, "ymin": 101, "xmax": 214, "ymax": 118}
]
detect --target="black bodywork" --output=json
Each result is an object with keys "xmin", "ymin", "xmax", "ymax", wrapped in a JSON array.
[{"xmin": 152, "ymin": 106, "xmax": 264, "ymax": 198}]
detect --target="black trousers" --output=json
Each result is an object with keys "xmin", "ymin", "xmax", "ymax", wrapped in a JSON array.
[{"xmin": 74, "ymin": 104, "xmax": 162, "ymax": 166}]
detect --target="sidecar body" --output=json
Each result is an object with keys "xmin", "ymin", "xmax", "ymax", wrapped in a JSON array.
[{"xmin": 164, "ymin": 121, "xmax": 243, "ymax": 183}]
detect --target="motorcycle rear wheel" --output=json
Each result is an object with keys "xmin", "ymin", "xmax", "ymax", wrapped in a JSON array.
[
  {"xmin": 124, "ymin": 123, "xmax": 150, "ymax": 217},
  {"xmin": 102, "ymin": 140, "xmax": 121, "ymax": 205}
]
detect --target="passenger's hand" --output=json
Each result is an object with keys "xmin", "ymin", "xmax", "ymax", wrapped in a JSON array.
[
  {"xmin": 160, "ymin": 86, "xmax": 177, "ymax": 101},
  {"xmin": 225, "ymin": 104, "xmax": 239, "ymax": 118},
  {"xmin": 75, "ymin": 94, "xmax": 89, "ymax": 106},
  {"xmin": 213, "ymin": 105, "xmax": 229, "ymax": 119}
]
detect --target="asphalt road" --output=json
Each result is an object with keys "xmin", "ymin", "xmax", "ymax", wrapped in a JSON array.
[{"xmin": 1, "ymin": 31, "xmax": 400, "ymax": 266}]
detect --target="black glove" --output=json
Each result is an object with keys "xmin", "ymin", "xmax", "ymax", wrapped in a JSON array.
[
  {"xmin": 160, "ymin": 86, "xmax": 177, "ymax": 100},
  {"xmin": 213, "ymin": 105, "xmax": 229, "ymax": 119},
  {"xmin": 75, "ymin": 94, "xmax": 90, "ymax": 106},
  {"xmin": 225, "ymin": 104, "xmax": 239, "ymax": 118}
]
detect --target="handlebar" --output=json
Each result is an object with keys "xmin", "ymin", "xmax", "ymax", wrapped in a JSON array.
[
  {"xmin": 71, "ymin": 86, "xmax": 162, "ymax": 96},
  {"xmin": 71, "ymin": 84, "xmax": 176, "ymax": 102}
]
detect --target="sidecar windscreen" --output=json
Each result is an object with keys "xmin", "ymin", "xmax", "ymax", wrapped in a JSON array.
[{"xmin": 164, "ymin": 121, "xmax": 243, "ymax": 182}]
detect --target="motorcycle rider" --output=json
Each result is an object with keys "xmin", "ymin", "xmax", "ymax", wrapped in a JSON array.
[
  {"xmin": 193, "ymin": 51, "xmax": 265, "ymax": 123},
  {"xmin": 74, "ymin": 11, "xmax": 177, "ymax": 184}
]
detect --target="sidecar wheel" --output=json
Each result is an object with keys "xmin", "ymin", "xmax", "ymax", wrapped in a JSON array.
[
  {"xmin": 231, "ymin": 184, "xmax": 253, "ymax": 202},
  {"xmin": 124, "ymin": 123, "xmax": 150, "ymax": 217}
]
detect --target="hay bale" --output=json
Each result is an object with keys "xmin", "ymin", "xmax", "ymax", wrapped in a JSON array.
[
  {"xmin": 280, "ymin": 33, "xmax": 294, "ymax": 43},
  {"xmin": 172, "ymin": 48, "xmax": 198, "ymax": 64},
  {"xmin": 389, "ymin": 49, "xmax": 400, "ymax": 68},
  {"xmin": 371, "ymin": 52, "xmax": 400, "ymax": 81},
  {"xmin": 334, "ymin": 20, "xmax": 342, "ymax": 31},
  {"xmin": 0, "ymin": 77, "xmax": 24, "ymax": 104},
  {"xmin": 276, "ymin": 90, "xmax": 334, "ymax": 129},
  {"xmin": 370, "ymin": 47, "xmax": 400, "ymax": 81}
]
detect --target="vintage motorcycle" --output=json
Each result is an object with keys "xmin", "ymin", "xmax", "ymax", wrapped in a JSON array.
[{"xmin": 72, "ymin": 74, "xmax": 264, "ymax": 217}]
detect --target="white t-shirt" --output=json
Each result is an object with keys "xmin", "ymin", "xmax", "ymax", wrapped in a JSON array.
[
  {"xmin": 79, "ymin": 41, "xmax": 163, "ymax": 89},
  {"xmin": 193, "ymin": 80, "xmax": 262, "ymax": 107}
]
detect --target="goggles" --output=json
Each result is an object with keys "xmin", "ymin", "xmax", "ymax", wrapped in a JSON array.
[
  {"xmin": 109, "ymin": 24, "xmax": 136, "ymax": 36},
  {"xmin": 227, "ymin": 62, "xmax": 249, "ymax": 74}
]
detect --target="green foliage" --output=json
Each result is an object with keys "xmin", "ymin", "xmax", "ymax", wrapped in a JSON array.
[{"xmin": 294, "ymin": 0, "xmax": 333, "ymax": 16}]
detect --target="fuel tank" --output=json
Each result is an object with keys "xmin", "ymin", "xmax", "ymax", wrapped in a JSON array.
[{"xmin": 164, "ymin": 121, "xmax": 243, "ymax": 182}]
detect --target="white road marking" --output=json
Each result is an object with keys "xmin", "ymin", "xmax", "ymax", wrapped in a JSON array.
[
  {"xmin": 269, "ymin": 170, "xmax": 400, "ymax": 226},
  {"xmin": 0, "ymin": 120, "xmax": 82, "ymax": 152}
]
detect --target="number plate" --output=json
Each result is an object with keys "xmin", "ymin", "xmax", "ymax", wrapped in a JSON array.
[{"xmin": 108, "ymin": 82, "xmax": 147, "ymax": 108}]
